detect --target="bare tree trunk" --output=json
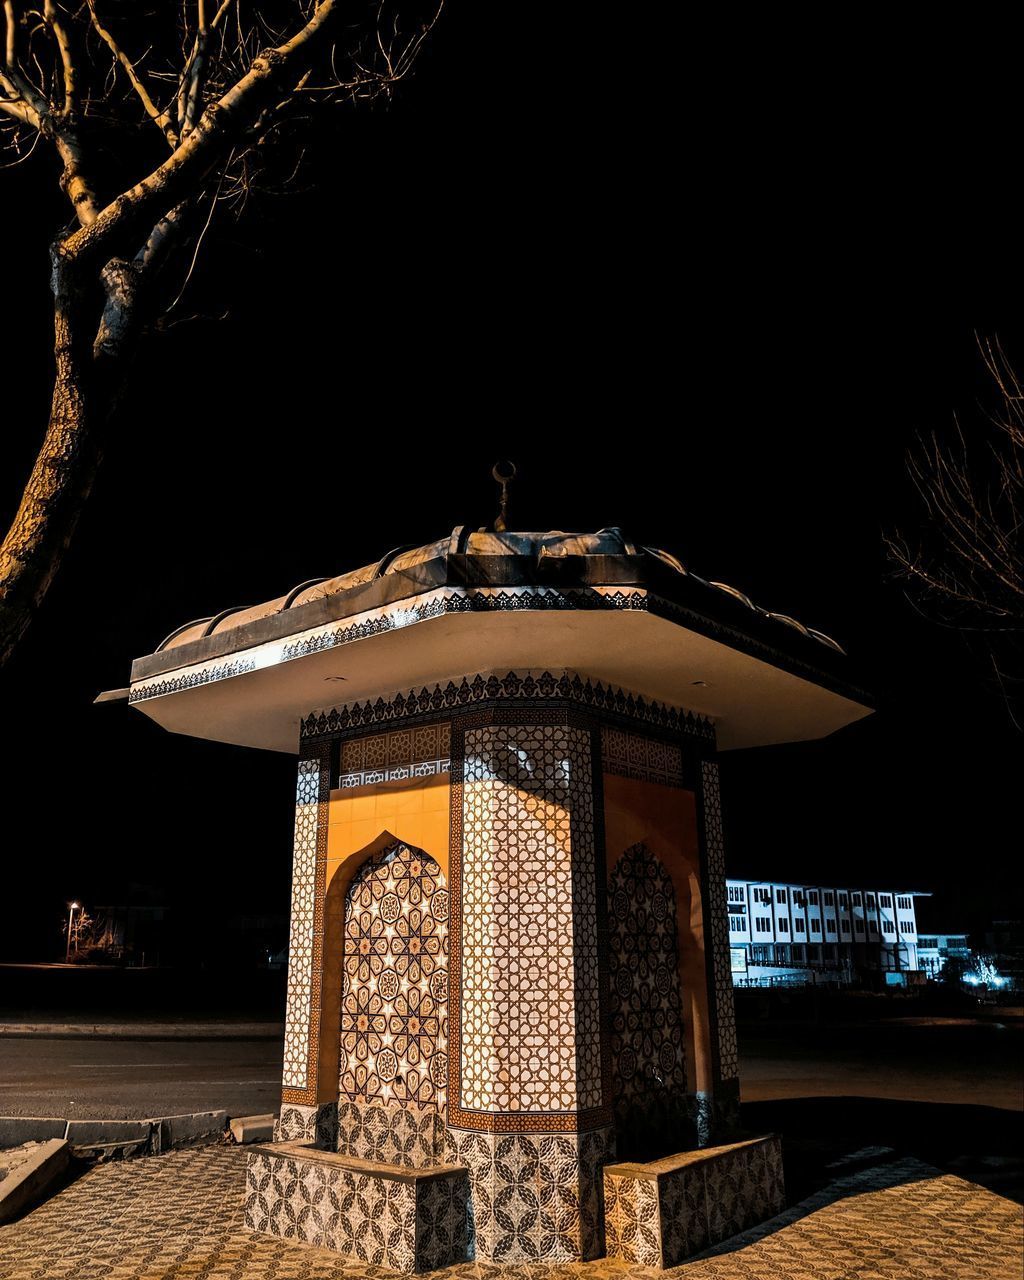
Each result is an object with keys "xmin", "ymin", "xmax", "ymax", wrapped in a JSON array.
[{"xmin": 0, "ymin": 282, "xmax": 107, "ymax": 666}]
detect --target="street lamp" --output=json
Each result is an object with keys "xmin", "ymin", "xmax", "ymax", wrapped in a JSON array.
[{"xmin": 66, "ymin": 902, "xmax": 80, "ymax": 963}]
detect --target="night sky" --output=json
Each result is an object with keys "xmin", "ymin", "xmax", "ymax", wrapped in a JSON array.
[{"xmin": 1, "ymin": 9, "xmax": 1020, "ymax": 963}]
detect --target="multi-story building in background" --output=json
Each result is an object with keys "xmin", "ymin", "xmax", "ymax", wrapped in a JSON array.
[
  {"xmin": 916, "ymin": 933, "xmax": 971, "ymax": 977},
  {"xmin": 726, "ymin": 879, "xmax": 927, "ymax": 988}
]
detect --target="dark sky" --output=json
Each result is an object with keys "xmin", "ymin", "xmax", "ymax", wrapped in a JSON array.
[{"xmin": 1, "ymin": 9, "xmax": 1020, "ymax": 962}]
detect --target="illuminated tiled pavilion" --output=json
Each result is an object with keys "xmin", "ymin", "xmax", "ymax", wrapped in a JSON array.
[{"xmin": 103, "ymin": 511, "xmax": 872, "ymax": 1270}]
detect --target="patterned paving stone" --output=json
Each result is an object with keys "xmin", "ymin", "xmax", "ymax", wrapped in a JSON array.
[{"xmin": 0, "ymin": 1146, "xmax": 1019, "ymax": 1280}]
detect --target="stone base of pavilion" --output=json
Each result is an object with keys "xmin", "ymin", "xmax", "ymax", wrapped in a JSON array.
[
  {"xmin": 244, "ymin": 1132, "xmax": 784, "ymax": 1271},
  {"xmin": 604, "ymin": 1134, "xmax": 785, "ymax": 1269},
  {"xmin": 243, "ymin": 1141, "xmax": 470, "ymax": 1273}
]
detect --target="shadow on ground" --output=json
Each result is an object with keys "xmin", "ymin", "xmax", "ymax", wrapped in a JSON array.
[{"xmin": 743, "ymin": 1095, "xmax": 1024, "ymax": 1204}]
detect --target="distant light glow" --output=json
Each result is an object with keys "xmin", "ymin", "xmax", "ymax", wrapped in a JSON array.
[{"xmin": 963, "ymin": 956, "xmax": 1009, "ymax": 989}]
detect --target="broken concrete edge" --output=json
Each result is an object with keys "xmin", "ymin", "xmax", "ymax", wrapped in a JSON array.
[
  {"xmin": 0, "ymin": 1109, "xmax": 274, "ymax": 1155},
  {"xmin": 0, "ymin": 1138, "xmax": 70, "ymax": 1224},
  {"xmin": 229, "ymin": 1114, "xmax": 276, "ymax": 1145}
]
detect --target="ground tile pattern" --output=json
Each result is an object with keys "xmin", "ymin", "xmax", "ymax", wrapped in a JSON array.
[{"xmin": 0, "ymin": 1145, "xmax": 1019, "ymax": 1279}]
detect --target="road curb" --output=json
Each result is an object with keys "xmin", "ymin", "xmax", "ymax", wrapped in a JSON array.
[
  {"xmin": 0, "ymin": 1110, "xmax": 240, "ymax": 1157},
  {"xmin": 0, "ymin": 1138, "xmax": 70, "ymax": 1223}
]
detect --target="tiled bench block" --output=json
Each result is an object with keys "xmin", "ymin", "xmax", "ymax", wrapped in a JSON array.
[
  {"xmin": 604, "ymin": 1133, "xmax": 785, "ymax": 1269},
  {"xmin": 244, "ymin": 1141, "xmax": 469, "ymax": 1273}
]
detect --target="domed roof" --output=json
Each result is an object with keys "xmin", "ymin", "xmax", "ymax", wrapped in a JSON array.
[
  {"xmin": 156, "ymin": 526, "xmax": 844, "ymax": 656},
  {"xmin": 102, "ymin": 523, "xmax": 872, "ymax": 755}
]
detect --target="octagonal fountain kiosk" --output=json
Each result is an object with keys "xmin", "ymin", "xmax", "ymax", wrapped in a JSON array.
[{"xmin": 101, "ymin": 495, "xmax": 872, "ymax": 1271}]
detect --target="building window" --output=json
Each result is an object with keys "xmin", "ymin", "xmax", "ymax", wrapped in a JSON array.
[
  {"xmin": 855, "ymin": 919, "xmax": 865, "ymax": 934},
  {"xmin": 852, "ymin": 893, "xmax": 862, "ymax": 907},
  {"xmin": 755, "ymin": 916, "xmax": 771, "ymax": 932},
  {"xmin": 793, "ymin": 892, "xmax": 807, "ymax": 907},
  {"xmin": 880, "ymin": 894, "xmax": 892, "ymax": 908},
  {"xmin": 728, "ymin": 885, "xmax": 745, "ymax": 903},
  {"xmin": 811, "ymin": 918, "xmax": 821, "ymax": 933},
  {"xmin": 841, "ymin": 919, "xmax": 850, "ymax": 933},
  {"xmin": 826, "ymin": 919, "xmax": 837, "ymax": 933},
  {"xmin": 868, "ymin": 920, "xmax": 878, "ymax": 934},
  {"xmin": 809, "ymin": 891, "xmax": 819, "ymax": 905},
  {"xmin": 753, "ymin": 887, "xmax": 771, "ymax": 904},
  {"xmin": 791, "ymin": 944, "xmax": 804, "ymax": 962},
  {"xmin": 900, "ymin": 919, "xmax": 915, "ymax": 933},
  {"xmin": 838, "ymin": 892, "xmax": 849, "ymax": 909},
  {"xmin": 809, "ymin": 944, "xmax": 822, "ymax": 962},
  {"xmin": 794, "ymin": 919, "xmax": 805, "ymax": 934},
  {"xmin": 824, "ymin": 891, "xmax": 835, "ymax": 906},
  {"xmin": 778, "ymin": 918, "xmax": 789, "ymax": 932},
  {"xmin": 866, "ymin": 893, "xmax": 876, "ymax": 907},
  {"xmin": 730, "ymin": 915, "xmax": 746, "ymax": 932},
  {"xmin": 776, "ymin": 889, "xmax": 788, "ymax": 904}
]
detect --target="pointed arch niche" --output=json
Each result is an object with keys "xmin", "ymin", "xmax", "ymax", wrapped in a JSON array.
[{"xmin": 602, "ymin": 766, "xmax": 713, "ymax": 1156}]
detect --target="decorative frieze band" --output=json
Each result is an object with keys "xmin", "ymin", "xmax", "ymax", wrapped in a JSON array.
[
  {"xmin": 338, "ymin": 723, "xmax": 452, "ymax": 788},
  {"xmin": 302, "ymin": 671, "xmax": 714, "ymax": 744}
]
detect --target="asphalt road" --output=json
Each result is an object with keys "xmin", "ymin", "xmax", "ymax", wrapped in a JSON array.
[
  {"xmin": 0, "ymin": 1037, "xmax": 283, "ymax": 1119},
  {"xmin": 0, "ymin": 1015, "xmax": 1019, "ymax": 1120}
]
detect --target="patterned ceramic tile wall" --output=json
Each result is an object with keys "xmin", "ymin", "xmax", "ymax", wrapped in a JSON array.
[
  {"xmin": 244, "ymin": 1144, "xmax": 468, "ymax": 1273},
  {"xmin": 607, "ymin": 844, "xmax": 688, "ymax": 1148},
  {"xmin": 444, "ymin": 1126, "xmax": 614, "ymax": 1264},
  {"xmin": 699, "ymin": 761, "xmax": 739, "ymax": 1086},
  {"xmin": 457, "ymin": 723, "xmax": 602, "ymax": 1121},
  {"xmin": 339, "ymin": 843, "xmax": 448, "ymax": 1115},
  {"xmin": 338, "ymin": 723, "xmax": 451, "ymax": 788},
  {"xmin": 604, "ymin": 1134, "xmax": 785, "ymax": 1268},
  {"xmin": 601, "ymin": 728, "xmax": 684, "ymax": 786},
  {"xmin": 335, "ymin": 1099, "xmax": 444, "ymax": 1169},
  {"xmin": 282, "ymin": 753, "xmax": 330, "ymax": 1095}
]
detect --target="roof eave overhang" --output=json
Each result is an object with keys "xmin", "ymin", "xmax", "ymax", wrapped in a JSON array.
[{"xmin": 129, "ymin": 552, "xmax": 872, "ymax": 712}]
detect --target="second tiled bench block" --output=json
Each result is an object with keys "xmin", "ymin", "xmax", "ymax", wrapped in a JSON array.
[{"xmin": 604, "ymin": 1133, "xmax": 785, "ymax": 1268}]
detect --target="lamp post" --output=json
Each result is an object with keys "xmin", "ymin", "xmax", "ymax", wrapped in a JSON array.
[{"xmin": 65, "ymin": 902, "xmax": 80, "ymax": 963}]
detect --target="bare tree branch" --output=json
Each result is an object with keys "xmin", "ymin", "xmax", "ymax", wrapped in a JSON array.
[
  {"xmin": 886, "ymin": 333, "xmax": 1024, "ymax": 728},
  {"xmin": 0, "ymin": 0, "xmax": 443, "ymax": 667},
  {"xmin": 85, "ymin": 0, "xmax": 179, "ymax": 147}
]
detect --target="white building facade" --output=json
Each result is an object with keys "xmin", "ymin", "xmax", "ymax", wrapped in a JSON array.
[
  {"xmin": 727, "ymin": 879, "xmax": 925, "ymax": 987},
  {"xmin": 916, "ymin": 933, "xmax": 971, "ymax": 977}
]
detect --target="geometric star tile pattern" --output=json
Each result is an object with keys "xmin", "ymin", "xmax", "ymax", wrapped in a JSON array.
[
  {"xmin": 339, "ymin": 842, "xmax": 449, "ymax": 1115},
  {"xmin": 700, "ymin": 760, "xmax": 740, "ymax": 1086},
  {"xmin": 607, "ymin": 844, "xmax": 688, "ymax": 1137},
  {"xmin": 601, "ymin": 728, "xmax": 684, "ymax": 787},
  {"xmin": 283, "ymin": 757, "xmax": 326, "ymax": 1091},
  {"xmin": 459, "ymin": 723, "xmax": 602, "ymax": 1117},
  {"xmin": 1, "ymin": 1144, "xmax": 1020, "ymax": 1279}
]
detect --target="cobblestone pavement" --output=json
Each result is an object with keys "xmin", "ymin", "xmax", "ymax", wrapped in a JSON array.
[{"xmin": 0, "ymin": 1146, "xmax": 1020, "ymax": 1280}]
